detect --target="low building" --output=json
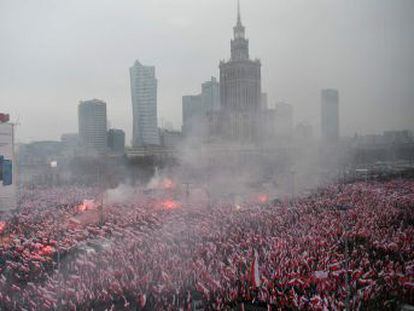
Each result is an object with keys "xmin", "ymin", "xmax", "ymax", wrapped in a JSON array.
[
  {"xmin": 0, "ymin": 117, "xmax": 16, "ymax": 212},
  {"xmin": 61, "ymin": 133, "xmax": 80, "ymax": 156},
  {"xmin": 383, "ymin": 130, "xmax": 413, "ymax": 144},
  {"xmin": 17, "ymin": 141, "xmax": 63, "ymax": 187},
  {"xmin": 160, "ymin": 129, "xmax": 182, "ymax": 148}
]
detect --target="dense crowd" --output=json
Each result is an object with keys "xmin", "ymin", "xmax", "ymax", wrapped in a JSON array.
[{"xmin": 0, "ymin": 180, "xmax": 413, "ymax": 310}]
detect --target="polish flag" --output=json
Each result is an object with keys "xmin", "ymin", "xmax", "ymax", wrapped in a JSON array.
[
  {"xmin": 251, "ymin": 249, "xmax": 261, "ymax": 288},
  {"xmin": 138, "ymin": 294, "xmax": 146, "ymax": 308},
  {"xmin": 196, "ymin": 282, "xmax": 210, "ymax": 297}
]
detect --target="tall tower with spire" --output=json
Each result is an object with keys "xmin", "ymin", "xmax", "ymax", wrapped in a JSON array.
[
  {"xmin": 231, "ymin": 0, "xmax": 249, "ymax": 61},
  {"xmin": 217, "ymin": 0, "xmax": 262, "ymax": 143}
]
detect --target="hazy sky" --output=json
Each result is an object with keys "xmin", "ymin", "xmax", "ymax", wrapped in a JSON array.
[{"xmin": 1, "ymin": 0, "xmax": 413, "ymax": 143}]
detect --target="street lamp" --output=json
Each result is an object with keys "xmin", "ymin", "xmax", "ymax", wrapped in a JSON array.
[{"xmin": 290, "ymin": 169, "xmax": 296, "ymax": 202}]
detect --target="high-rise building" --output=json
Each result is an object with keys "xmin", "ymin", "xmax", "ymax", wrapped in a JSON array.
[
  {"xmin": 295, "ymin": 122, "xmax": 313, "ymax": 142},
  {"xmin": 130, "ymin": 60, "xmax": 160, "ymax": 146},
  {"xmin": 182, "ymin": 95, "xmax": 204, "ymax": 137},
  {"xmin": 107, "ymin": 129, "xmax": 126, "ymax": 154},
  {"xmin": 182, "ymin": 76, "xmax": 220, "ymax": 138},
  {"xmin": 321, "ymin": 89, "xmax": 339, "ymax": 143},
  {"xmin": 261, "ymin": 102, "xmax": 293, "ymax": 142},
  {"xmin": 202, "ymin": 77, "xmax": 220, "ymax": 112},
  {"xmin": 218, "ymin": 0, "xmax": 261, "ymax": 143},
  {"xmin": 261, "ymin": 93, "xmax": 268, "ymax": 110},
  {"xmin": 274, "ymin": 102, "xmax": 293, "ymax": 140},
  {"xmin": 78, "ymin": 99, "xmax": 108, "ymax": 154}
]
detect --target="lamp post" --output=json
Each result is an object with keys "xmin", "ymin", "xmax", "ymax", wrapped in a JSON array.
[
  {"xmin": 183, "ymin": 182, "xmax": 191, "ymax": 200},
  {"xmin": 289, "ymin": 169, "xmax": 296, "ymax": 208}
]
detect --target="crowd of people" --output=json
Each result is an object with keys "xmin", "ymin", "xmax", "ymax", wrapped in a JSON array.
[{"xmin": 0, "ymin": 179, "xmax": 413, "ymax": 310}]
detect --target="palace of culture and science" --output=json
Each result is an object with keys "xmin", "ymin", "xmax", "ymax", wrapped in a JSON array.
[
  {"xmin": 184, "ymin": 1, "xmax": 275, "ymax": 145},
  {"xmin": 217, "ymin": 1, "xmax": 262, "ymax": 143}
]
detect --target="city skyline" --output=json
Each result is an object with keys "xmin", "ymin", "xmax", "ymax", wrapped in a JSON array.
[
  {"xmin": 0, "ymin": 2, "xmax": 413, "ymax": 308},
  {"xmin": 1, "ymin": 0, "xmax": 413, "ymax": 143}
]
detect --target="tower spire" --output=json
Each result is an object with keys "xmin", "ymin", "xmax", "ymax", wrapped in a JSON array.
[
  {"xmin": 232, "ymin": 0, "xmax": 248, "ymax": 60},
  {"xmin": 233, "ymin": 0, "xmax": 245, "ymax": 39},
  {"xmin": 237, "ymin": 0, "xmax": 241, "ymax": 25}
]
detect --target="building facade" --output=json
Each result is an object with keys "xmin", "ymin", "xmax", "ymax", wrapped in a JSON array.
[
  {"xmin": 260, "ymin": 102, "xmax": 293, "ymax": 143},
  {"xmin": 160, "ymin": 129, "xmax": 182, "ymax": 148},
  {"xmin": 108, "ymin": 129, "xmax": 126, "ymax": 154},
  {"xmin": 78, "ymin": 99, "xmax": 108, "ymax": 154},
  {"xmin": 321, "ymin": 89, "xmax": 339, "ymax": 143},
  {"xmin": 218, "ymin": 2, "xmax": 261, "ymax": 143},
  {"xmin": 182, "ymin": 95, "xmax": 204, "ymax": 137},
  {"xmin": 0, "ymin": 119, "xmax": 16, "ymax": 212},
  {"xmin": 295, "ymin": 122, "xmax": 313, "ymax": 142},
  {"xmin": 274, "ymin": 102, "xmax": 293, "ymax": 140},
  {"xmin": 130, "ymin": 60, "xmax": 160, "ymax": 146},
  {"xmin": 383, "ymin": 130, "xmax": 413, "ymax": 144},
  {"xmin": 261, "ymin": 93, "xmax": 268, "ymax": 111},
  {"xmin": 61, "ymin": 133, "xmax": 80, "ymax": 156},
  {"xmin": 182, "ymin": 76, "xmax": 221, "ymax": 139},
  {"xmin": 202, "ymin": 77, "xmax": 220, "ymax": 112}
]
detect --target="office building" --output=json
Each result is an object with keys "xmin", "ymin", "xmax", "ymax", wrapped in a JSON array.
[
  {"xmin": 260, "ymin": 102, "xmax": 293, "ymax": 142},
  {"xmin": 108, "ymin": 129, "xmax": 126, "ymax": 154},
  {"xmin": 201, "ymin": 77, "xmax": 220, "ymax": 112},
  {"xmin": 160, "ymin": 129, "xmax": 182, "ymax": 148},
  {"xmin": 78, "ymin": 99, "xmax": 108, "ymax": 154},
  {"xmin": 261, "ymin": 93, "xmax": 268, "ymax": 110},
  {"xmin": 130, "ymin": 60, "xmax": 160, "ymax": 146},
  {"xmin": 274, "ymin": 102, "xmax": 293, "ymax": 140},
  {"xmin": 321, "ymin": 89, "xmax": 339, "ymax": 143},
  {"xmin": 182, "ymin": 76, "xmax": 220, "ymax": 138},
  {"xmin": 295, "ymin": 122, "xmax": 313, "ymax": 142},
  {"xmin": 182, "ymin": 95, "xmax": 205, "ymax": 137}
]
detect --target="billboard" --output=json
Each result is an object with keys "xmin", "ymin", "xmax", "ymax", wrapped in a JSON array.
[{"xmin": 0, "ymin": 123, "xmax": 16, "ymax": 211}]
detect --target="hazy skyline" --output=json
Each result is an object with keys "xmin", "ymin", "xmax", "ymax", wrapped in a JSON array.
[{"xmin": 1, "ymin": 0, "xmax": 413, "ymax": 143}]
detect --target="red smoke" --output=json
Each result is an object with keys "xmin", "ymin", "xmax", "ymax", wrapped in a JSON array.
[
  {"xmin": 257, "ymin": 194, "xmax": 269, "ymax": 204},
  {"xmin": 38, "ymin": 245, "xmax": 54, "ymax": 256},
  {"xmin": 162, "ymin": 200, "xmax": 180, "ymax": 210},
  {"xmin": 0, "ymin": 221, "xmax": 5, "ymax": 234},
  {"xmin": 77, "ymin": 199, "xmax": 96, "ymax": 212}
]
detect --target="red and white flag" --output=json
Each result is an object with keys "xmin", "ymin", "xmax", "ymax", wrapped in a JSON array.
[
  {"xmin": 251, "ymin": 249, "xmax": 261, "ymax": 288},
  {"xmin": 138, "ymin": 294, "xmax": 146, "ymax": 308}
]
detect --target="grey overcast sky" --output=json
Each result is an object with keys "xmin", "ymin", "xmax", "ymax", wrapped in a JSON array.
[{"xmin": 0, "ymin": 0, "xmax": 413, "ymax": 143}]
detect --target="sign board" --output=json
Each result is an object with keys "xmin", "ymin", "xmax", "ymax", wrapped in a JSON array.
[{"xmin": 0, "ymin": 123, "xmax": 16, "ymax": 211}]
